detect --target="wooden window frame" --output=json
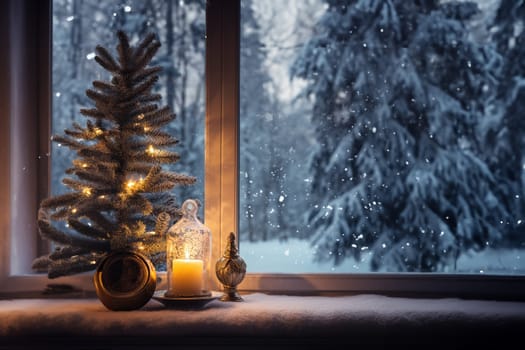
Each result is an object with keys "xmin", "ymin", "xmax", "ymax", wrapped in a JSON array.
[{"xmin": 1, "ymin": 0, "xmax": 524, "ymax": 300}]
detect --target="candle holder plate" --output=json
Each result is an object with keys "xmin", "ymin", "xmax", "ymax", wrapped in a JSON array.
[{"xmin": 152, "ymin": 290, "xmax": 220, "ymax": 309}]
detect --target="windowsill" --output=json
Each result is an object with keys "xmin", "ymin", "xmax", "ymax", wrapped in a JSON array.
[{"xmin": 1, "ymin": 292, "xmax": 524, "ymax": 348}]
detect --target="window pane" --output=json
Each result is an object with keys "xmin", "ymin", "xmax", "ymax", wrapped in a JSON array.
[
  {"xmin": 240, "ymin": 0, "xmax": 525, "ymax": 274},
  {"xmin": 52, "ymin": 1, "xmax": 205, "ymax": 210}
]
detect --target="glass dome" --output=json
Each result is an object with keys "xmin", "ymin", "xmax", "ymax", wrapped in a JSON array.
[{"xmin": 165, "ymin": 199, "xmax": 211, "ymax": 297}]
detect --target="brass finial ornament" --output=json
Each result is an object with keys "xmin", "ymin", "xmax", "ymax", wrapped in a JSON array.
[{"xmin": 215, "ymin": 232, "xmax": 247, "ymax": 301}]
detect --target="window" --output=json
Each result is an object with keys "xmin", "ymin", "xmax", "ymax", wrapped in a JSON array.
[
  {"xmin": 240, "ymin": 0, "xmax": 525, "ymax": 277},
  {"xmin": 2, "ymin": 0, "xmax": 525, "ymax": 299}
]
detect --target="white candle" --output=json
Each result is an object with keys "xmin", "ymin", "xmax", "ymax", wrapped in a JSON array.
[{"xmin": 170, "ymin": 258, "xmax": 203, "ymax": 296}]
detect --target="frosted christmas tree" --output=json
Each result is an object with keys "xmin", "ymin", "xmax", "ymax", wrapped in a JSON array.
[{"xmin": 33, "ymin": 31, "xmax": 196, "ymax": 278}]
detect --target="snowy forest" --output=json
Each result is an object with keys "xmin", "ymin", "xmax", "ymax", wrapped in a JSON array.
[{"xmin": 53, "ymin": 0, "xmax": 525, "ymax": 274}]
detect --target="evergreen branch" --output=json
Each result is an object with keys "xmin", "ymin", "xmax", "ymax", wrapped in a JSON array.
[
  {"xmin": 125, "ymin": 195, "xmax": 153, "ymax": 215},
  {"xmin": 64, "ymin": 129, "xmax": 84, "ymax": 139},
  {"xmin": 86, "ymin": 89, "xmax": 111, "ymax": 105},
  {"xmin": 161, "ymin": 172, "xmax": 197, "ymax": 186},
  {"xmin": 84, "ymin": 211, "xmax": 118, "ymax": 233},
  {"xmin": 146, "ymin": 129, "xmax": 175, "ymax": 140},
  {"xmin": 136, "ymin": 93, "xmax": 162, "ymax": 104},
  {"xmin": 134, "ymin": 41, "xmax": 161, "ymax": 72},
  {"xmin": 127, "ymin": 162, "xmax": 153, "ymax": 174},
  {"xmin": 138, "ymin": 238, "xmax": 165, "ymax": 258},
  {"xmin": 47, "ymin": 256, "xmax": 101, "ymax": 279},
  {"xmin": 155, "ymin": 205, "xmax": 181, "ymax": 220},
  {"xmin": 116, "ymin": 30, "xmax": 132, "ymax": 71},
  {"xmin": 63, "ymin": 122, "xmax": 86, "ymax": 139},
  {"xmin": 96, "ymin": 160, "xmax": 120, "ymax": 173},
  {"xmin": 146, "ymin": 192, "xmax": 178, "ymax": 209},
  {"xmin": 68, "ymin": 219, "xmax": 109, "ymax": 239},
  {"xmin": 50, "ymin": 208, "xmax": 71, "ymax": 221},
  {"xmin": 78, "ymin": 148, "xmax": 113, "ymax": 162},
  {"xmin": 111, "ymin": 75, "xmax": 123, "ymax": 87},
  {"xmin": 38, "ymin": 218, "xmax": 109, "ymax": 250},
  {"xmin": 128, "ymin": 136, "xmax": 178, "ymax": 151},
  {"xmin": 62, "ymin": 178, "xmax": 96, "ymax": 192},
  {"xmin": 40, "ymin": 192, "xmax": 81, "ymax": 209},
  {"xmin": 75, "ymin": 169, "xmax": 115, "ymax": 186},
  {"xmin": 100, "ymin": 136, "xmax": 121, "ymax": 155},
  {"xmin": 154, "ymin": 212, "xmax": 171, "ymax": 236},
  {"xmin": 80, "ymin": 108, "xmax": 106, "ymax": 119},
  {"xmin": 49, "ymin": 246, "xmax": 94, "ymax": 260},
  {"xmin": 125, "ymin": 75, "xmax": 158, "ymax": 102},
  {"xmin": 115, "ymin": 100, "xmax": 142, "ymax": 114},
  {"xmin": 95, "ymin": 45, "xmax": 120, "ymax": 72},
  {"xmin": 142, "ymin": 109, "xmax": 175, "ymax": 129},
  {"xmin": 129, "ymin": 104, "xmax": 158, "ymax": 118},
  {"xmin": 143, "ymin": 165, "xmax": 162, "ymax": 187},
  {"xmin": 155, "ymin": 152, "xmax": 181, "ymax": 163},
  {"xmin": 147, "ymin": 134, "xmax": 179, "ymax": 146},
  {"xmin": 92, "ymin": 80, "xmax": 118, "ymax": 93},
  {"xmin": 148, "ymin": 182, "xmax": 176, "ymax": 193},
  {"xmin": 133, "ymin": 32, "xmax": 156, "ymax": 60},
  {"xmin": 132, "ymin": 151, "xmax": 180, "ymax": 164},
  {"xmin": 132, "ymin": 66, "xmax": 162, "ymax": 84},
  {"xmin": 31, "ymin": 255, "xmax": 52, "ymax": 272},
  {"xmin": 76, "ymin": 198, "xmax": 116, "ymax": 215},
  {"xmin": 143, "ymin": 105, "xmax": 173, "ymax": 122},
  {"xmin": 52, "ymin": 135, "xmax": 84, "ymax": 150}
]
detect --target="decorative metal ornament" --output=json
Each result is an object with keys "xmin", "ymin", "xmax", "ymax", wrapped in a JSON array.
[
  {"xmin": 93, "ymin": 251, "xmax": 156, "ymax": 311},
  {"xmin": 215, "ymin": 232, "xmax": 247, "ymax": 301}
]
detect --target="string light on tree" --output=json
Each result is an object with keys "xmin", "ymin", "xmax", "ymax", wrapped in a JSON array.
[{"xmin": 32, "ymin": 31, "xmax": 197, "ymax": 279}]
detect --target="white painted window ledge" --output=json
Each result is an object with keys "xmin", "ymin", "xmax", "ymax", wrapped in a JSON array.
[{"xmin": 1, "ymin": 293, "xmax": 524, "ymax": 348}]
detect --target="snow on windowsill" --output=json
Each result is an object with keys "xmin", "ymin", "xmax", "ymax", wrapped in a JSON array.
[{"xmin": 1, "ymin": 292, "xmax": 524, "ymax": 346}]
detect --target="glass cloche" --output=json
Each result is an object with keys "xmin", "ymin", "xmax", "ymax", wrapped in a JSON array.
[{"xmin": 165, "ymin": 199, "xmax": 211, "ymax": 297}]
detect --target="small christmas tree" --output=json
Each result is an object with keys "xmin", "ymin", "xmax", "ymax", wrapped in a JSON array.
[{"xmin": 33, "ymin": 31, "xmax": 196, "ymax": 278}]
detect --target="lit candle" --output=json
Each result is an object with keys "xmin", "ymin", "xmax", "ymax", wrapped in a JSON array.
[{"xmin": 170, "ymin": 258, "xmax": 203, "ymax": 296}]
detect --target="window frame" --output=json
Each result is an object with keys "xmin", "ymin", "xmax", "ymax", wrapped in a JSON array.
[{"xmin": 1, "ymin": 0, "xmax": 524, "ymax": 300}]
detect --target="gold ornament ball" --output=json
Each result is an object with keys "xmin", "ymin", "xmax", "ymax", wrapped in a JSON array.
[{"xmin": 93, "ymin": 251, "xmax": 157, "ymax": 311}]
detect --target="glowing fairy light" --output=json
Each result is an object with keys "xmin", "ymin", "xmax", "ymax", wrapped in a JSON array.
[
  {"xmin": 146, "ymin": 145, "xmax": 158, "ymax": 155},
  {"xmin": 82, "ymin": 187, "xmax": 92, "ymax": 196},
  {"xmin": 71, "ymin": 208, "xmax": 77, "ymax": 214},
  {"xmin": 126, "ymin": 180, "xmax": 136, "ymax": 190},
  {"xmin": 94, "ymin": 128, "xmax": 103, "ymax": 136}
]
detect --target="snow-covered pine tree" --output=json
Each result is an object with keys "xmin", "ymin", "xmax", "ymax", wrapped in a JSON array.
[
  {"xmin": 292, "ymin": 0, "xmax": 513, "ymax": 272},
  {"xmin": 33, "ymin": 31, "xmax": 196, "ymax": 278},
  {"xmin": 488, "ymin": 0, "xmax": 525, "ymax": 246}
]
